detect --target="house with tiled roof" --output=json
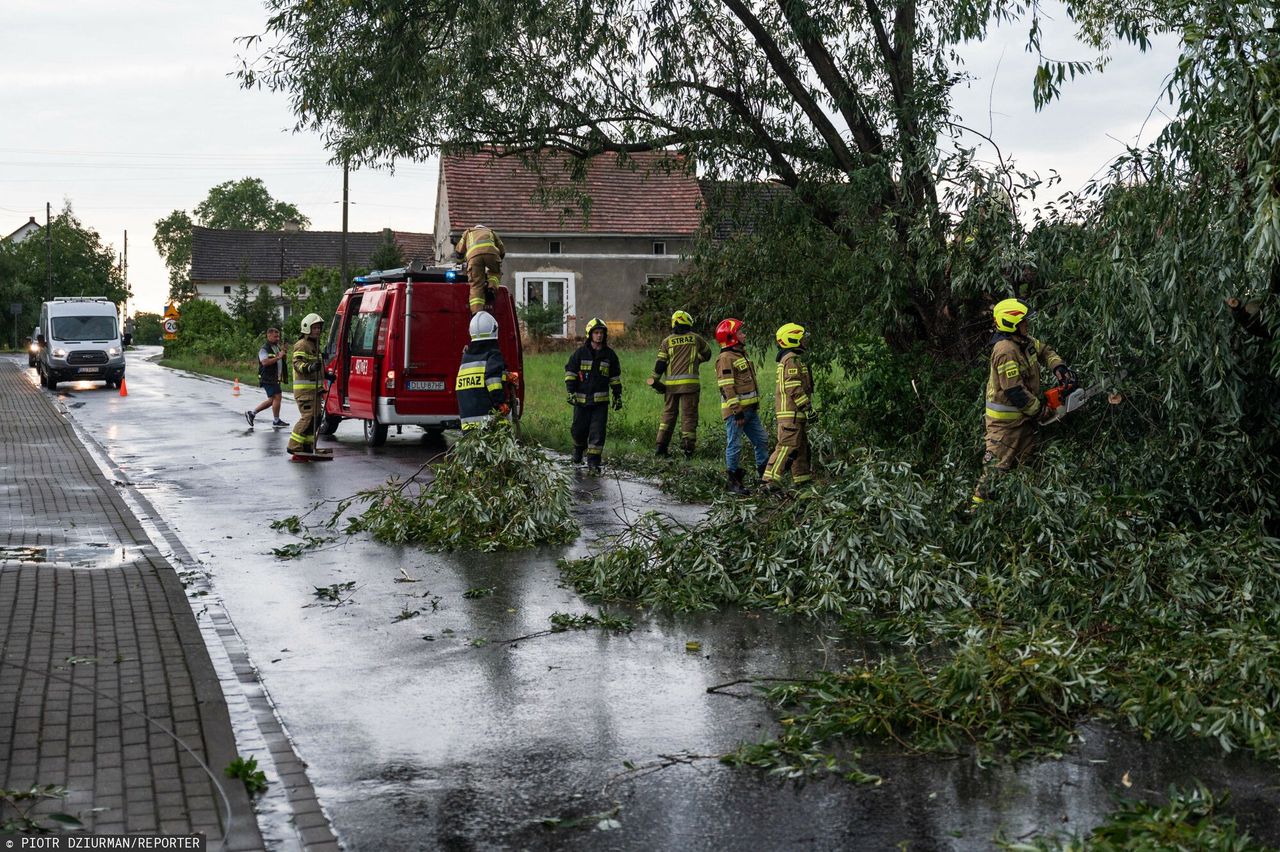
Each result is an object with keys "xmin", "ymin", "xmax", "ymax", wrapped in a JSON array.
[
  {"xmin": 190, "ymin": 226, "xmax": 433, "ymax": 317},
  {"xmin": 435, "ymin": 149, "xmax": 702, "ymax": 337}
]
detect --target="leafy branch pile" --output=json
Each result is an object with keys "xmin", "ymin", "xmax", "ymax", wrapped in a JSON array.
[
  {"xmin": 1002, "ymin": 785, "xmax": 1273, "ymax": 851},
  {"xmin": 562, "ymin": 444, "xmax": 1280, "ymax": 778},
  {"xmin": 340, "ymin": 420, "xmax": 578, "ymax": 551}
]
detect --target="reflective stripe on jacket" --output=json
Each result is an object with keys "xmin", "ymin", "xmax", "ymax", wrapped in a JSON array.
[
  {"xmin": 652, "ymin": 330, "xmax": 710, "ymax": 393},
  {"xmin": 774, "ymin": 350, "xmax": 812, "ymax": 422},
  {"xmin": 291, "ymin": 337, "xmax": 322, "ymax": 391},
  {"xmin": 565, "ymin": 343, "xmax": 622, "ymax": 405},
  {"xmin": 716, "ymin": 346, "xmax": 760, "ymax": 417},
  {"xmin": 455, "ymin": 227, "xmax": 506, "ymax": 261},
  {"xmin": 984, "ymin": 332, "xmax": 1063, "ymax": 424},
  {"xmin": 456, "ymin": 340, "xmax": 507, "ymax": 426}
]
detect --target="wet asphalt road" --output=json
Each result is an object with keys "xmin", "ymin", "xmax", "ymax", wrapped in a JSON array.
[{"xmin": 16, "ymin": 348, "xmax": 1280, "ymax": 850}]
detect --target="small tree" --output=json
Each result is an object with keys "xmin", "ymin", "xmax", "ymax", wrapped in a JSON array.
[
  {"xmin": 518, "ymin": 300, "xmax": 567, "ymax": 349},
  {"xmin": 246, "ymin": 285, "xmax": 280, "ymax": 333},
  {"xmin": 132, "ymin": 312, "xmax": 164, "ymax": 345},
  {"xmin": 228, "ymin": 282, "xmax": 253, "ymax": 326},
  {"xmin": 368, "ymin": 228, "xmax": 404, "ymax": 271}
]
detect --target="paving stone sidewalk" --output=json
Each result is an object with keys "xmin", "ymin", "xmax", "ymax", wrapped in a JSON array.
[{"xmin": 0, "ymin": 361, "xmax": 264, "ymax": 848}]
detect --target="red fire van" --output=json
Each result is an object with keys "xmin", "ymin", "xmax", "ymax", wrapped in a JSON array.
[{"xmin": 320, "ymin": 263, "xmax": 524, "ymax": 446}]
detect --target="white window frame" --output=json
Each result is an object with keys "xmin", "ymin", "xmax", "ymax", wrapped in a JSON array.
[
  {"xmin": 549, "ymin": 240, "xmax": 562, "ymax": 254},
  {"xmin": 514, "ymin": 272, "xmax": 576, "ymax": 337},
  {"xmin": 653, "ymin": 241, "xmax": 666, "ymax": 255}
]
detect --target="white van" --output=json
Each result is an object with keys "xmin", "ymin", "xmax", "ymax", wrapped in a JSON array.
[{"xmin": 36, "ymin": 298, "xmax": 126, "ymax": 390}]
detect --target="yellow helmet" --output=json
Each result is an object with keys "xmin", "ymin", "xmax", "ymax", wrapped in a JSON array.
[
  {"xmin": 775, "ymin": 322, "xmax": 806, "ymax": 349},
  {"xmin": 584, "ymin": 317, "xmax": 607, "ymax": 341},
  {"xmin": 992, "ymin": 298, "xmax": 1029, "ymax": 333},
  {"xmin": 671, "ymin": 310, "xmax": 694, "ymax": 329}
]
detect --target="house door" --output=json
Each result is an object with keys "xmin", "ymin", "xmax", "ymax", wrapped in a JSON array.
[{"xmin": 515, "ymin": 273, "xmax": 576, "ymax": 337}]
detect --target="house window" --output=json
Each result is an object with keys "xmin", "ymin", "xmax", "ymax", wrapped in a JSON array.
[
  {"xmin": 549, "ymin": 241, "xmax": 562, "ymax": 254},
  {"xmin": 653, "ymin": 241, "xmax": 666, "ymax": 256},
  {"xmin": 515, "ymin": 272, "xmax": 576, "ymax": 337},
  {"xmin": 223, "ymin": 285, "xmax": 232, "ymax": 294}
]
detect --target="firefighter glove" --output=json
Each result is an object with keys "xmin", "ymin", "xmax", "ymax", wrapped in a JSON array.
[
  {"xmin": 1054, "ymin": 364, "xmax": 1076, "ymax": 385},
  {"xmin": 496, "ymin": 403, "xmax": 511, "ymax": 416},
  {"xmin": 325, "ymin": 370, "xmax": 336, "ymax": 382},
  {"xmin": 611, "ymin": 392, "xmax": 623, "ymax": 411},
  {"xmin": 567, "ymin": 392, "xmax": 577, "ymax": 406}
]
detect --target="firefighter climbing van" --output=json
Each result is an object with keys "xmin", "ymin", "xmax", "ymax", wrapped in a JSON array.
[{"xmin": 320, "ymin": 263, "xmax": 524, "ymax": 446}]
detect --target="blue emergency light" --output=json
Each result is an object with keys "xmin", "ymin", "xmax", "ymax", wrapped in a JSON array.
[
  {"xmin": 354, "ymin": 276, "xmax": 371, "ymax": 284},
  {"xmin": 445, "ymin": 269, "xmax": 457, "ymax": 281}
]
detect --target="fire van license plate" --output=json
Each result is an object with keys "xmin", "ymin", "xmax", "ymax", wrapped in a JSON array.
[
  {"xmin": 77, "ymin": 367, "xmax": 99, "ymax": 373},
  {"xmin": 407, "ymin": 380, "xmax": 445, "ymax": 391}
]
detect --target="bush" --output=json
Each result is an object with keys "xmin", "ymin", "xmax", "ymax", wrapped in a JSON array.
[{"xmin": 517, "ymin": 300, "xmax": 568, "ymax": 348}]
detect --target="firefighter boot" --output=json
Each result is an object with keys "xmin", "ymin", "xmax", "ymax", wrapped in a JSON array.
[
  {"xmin": 727, "ymin": 469, "xmax": 748, "ymax": 495},
  {"xmin": 587, "ymin": 456, "xmax": 602, "ymax": 475},
  {"xmin": 681, "ymin": 438, "xmax": 696, "ymax": 459},
  {"xmin": 571, "ymin": 447, "xmax": 585, "ymax": 465},
  {"xmin": 655, "ymin": 441, "xmax": 670, "ymax": 458},
  {"xmin": 757, "ymin": 463, "xmax": 767, "ymax": 480}
]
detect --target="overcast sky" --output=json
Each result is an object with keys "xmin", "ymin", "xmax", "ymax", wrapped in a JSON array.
[{"xmin": 1, "ymin": 1, "xmax": 1180, "ymax": 315}]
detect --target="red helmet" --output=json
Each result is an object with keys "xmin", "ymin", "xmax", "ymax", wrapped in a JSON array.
[{"xmin": 715, "ymin": 318, "xmax": 744, "ymax": 347}]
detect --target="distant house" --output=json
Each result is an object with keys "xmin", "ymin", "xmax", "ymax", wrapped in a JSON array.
[
  {"xmin": 435, "ymin": 149, "xmax": 703, "ymax": 337},
  {"xmin": 189, "ymin": 226, "xmax": 434, "ymax": 318},
  {"xmin": 4, "ymin": 216, "xmax": 42, "ymax": 244}
]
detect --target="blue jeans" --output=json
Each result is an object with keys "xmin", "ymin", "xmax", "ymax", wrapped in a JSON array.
[{"xmin": 725, "ymin": 407, "xmax": 769, "ymax": 472}]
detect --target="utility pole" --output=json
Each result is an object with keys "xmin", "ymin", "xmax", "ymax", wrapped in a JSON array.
[
  {"xmin": 123, "ymin": 230, "xmax": 129, "ymax": 307},
  {"xmin": 45, "ymin": 202, "xmax": 52, "ymax": 300},
  {"xmin": 340, "ymin": 157, "xmax": 349, "ymax": 287}
]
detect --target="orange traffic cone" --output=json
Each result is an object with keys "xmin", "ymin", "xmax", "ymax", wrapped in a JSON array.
[
  {"xmin": 233, "ymin": 377, "xmax": 241, "ymax": 397},
  {"xmin": 119, "ymin": 378, "xmax": 128, "ymax": 397}
]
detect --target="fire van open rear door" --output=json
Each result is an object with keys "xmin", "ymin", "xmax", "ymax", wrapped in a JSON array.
[
  {"xmin": 397, "ymin": 281, "xmax": 465, "ymax": 419},
  {"xmin": 344, "ymin": 289, "xmax": 386, "ymax": 417}
]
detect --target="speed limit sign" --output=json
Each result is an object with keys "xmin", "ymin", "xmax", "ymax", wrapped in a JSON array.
[{"xmin": 163, "ymin": 318, "xmax": 178, "ymax": 340}]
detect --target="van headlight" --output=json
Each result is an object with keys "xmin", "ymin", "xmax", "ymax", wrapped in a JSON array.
[
  {"xmin": 29, "ymin": 342, "xmax": 39, "ymax": 353},
  {"xmin": 53, "ymin": 348, "xmax": 68, "ymax": 358},
  {"xmin": 108, "ymin": 346, "xmax": 121, "ymax": 357}
]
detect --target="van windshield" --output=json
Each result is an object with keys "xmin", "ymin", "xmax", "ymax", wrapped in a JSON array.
[{"xmin": 52, "ymin": 315, "xmax": 117, "ymax": 341}]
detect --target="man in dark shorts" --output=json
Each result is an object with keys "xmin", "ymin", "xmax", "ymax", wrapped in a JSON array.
[{"xmin": 246, "ymin": 327, "xmax": 288, "ymax": 428}]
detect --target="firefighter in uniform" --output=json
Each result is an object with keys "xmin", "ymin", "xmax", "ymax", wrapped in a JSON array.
[
  {"xmin": 455, "ymin": 311, "xmax": 510, "ymax": 430},
  {"xmin": 715, "ymin": 318, "xmax": 769, "ymax": 494},
  {"xmin": 454, "ymin": 224, "xmax": 506, "ymax": 315},
  {"xmin": 287, "ymin": 313, "xmax": 329, "ymax": 456},
  {"xmin": 648, "ymin": 310, "xmax": 711, "ymax": 457},
  {"xmin": 762, "ymin": 323, "xmax": 814, "ymax": 489},
  {"xmin": 971, "ymin": 298, "xmax": 1074, "ymax": 506},
  {"xmin": 564, "ymin": 317, "xmax": 623, "ymax": 472}
]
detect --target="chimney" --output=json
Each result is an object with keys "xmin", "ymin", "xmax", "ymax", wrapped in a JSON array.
[{"xmin": 283, "ymin": 219, "xmax": 301, "ymax": 233}]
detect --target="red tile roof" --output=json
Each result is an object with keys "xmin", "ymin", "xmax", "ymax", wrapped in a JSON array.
[{"xmin": 443, "ymin": 150, "xmax": 703, "ymax": 236}]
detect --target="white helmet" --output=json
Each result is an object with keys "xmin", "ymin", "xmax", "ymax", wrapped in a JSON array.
[
  {"xmin": 469, "ymin": 311, "xmax": 498, "ymax": 341},
  {"xmin": 300, "ymin": 312, "xmax": 325, "ymax": 334}
]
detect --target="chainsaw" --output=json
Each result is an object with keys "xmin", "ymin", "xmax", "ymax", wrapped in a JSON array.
[{"xmin": 1040, "ymin": 370, "xmax": 1126, "ymax": 425}]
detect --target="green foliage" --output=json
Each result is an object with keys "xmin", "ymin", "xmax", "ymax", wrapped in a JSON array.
[
  {"xmin": 1002, "ymin": 785, "xmax": 1272, "ymax": 852},
  {"xmin": 131, "ymin": 312, "xmax": 164, "ymax": 345},
  {"xmin": 224, "ymin": 755, "xmax": 269, "ymax": 796},
  {"xmin": 563, "ymin": 445, "xmax": 1280, "ymax": 777},
  {"xmin": 517, "ymin": 299, "xmax": 568, "ymax": 345},
  {"xmin": 155, "ymin": 178, "xmax": 310, "ymax": 303},
  {"xmin": 340, "ymin": 420, "xmax": 578, "ymax": 551},
  {"xmin": 283, "ymin": 266, "xmax": 354, "ymax": 331},
  {"xmin": 549, "ymin": 609, "xmax": 633, "ymax": 633},
  {"xmin": 195, "ymin": 178, "xmax": 310, "ymax": 231},
  {"xmin": 0, "ymin": 784, "xmax": 83, "ymax": 833},
  {"xmin": 0, "ymin": 203, "xmax": 127, "ymax": 336},
  {"xmin": 153, "ymin": 209, "xmax": 194, "ymax": 302},
  {"xmin": 368, "ymin": 228, "xmax": 404, "ymax": 270}
]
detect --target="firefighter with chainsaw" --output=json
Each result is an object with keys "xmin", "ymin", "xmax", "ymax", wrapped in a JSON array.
[
  {"xmin": 287, "ymin": 313, "xmax": 330, "ymax": 458},
  {"xmin": 455, "ymin": 311, "xmax": 511, "ymax": 430},
  {"xmin": 762, "ymin": 322, "xmax": 814, "ymax": 490},
  {"xmin": 454, "ymin": 224, "xmax": 506, "ymax": 315},
  {"xmin": 971, "ymin": 298, "xmax": 1075, "ymax": 506},
  {"xmin": 648, "ymin": 310, "xmax": 711, "ymax": 457},
  {"xmin": 715, "ymin": 318, "xmax": 770, "ymax": 494},
  {"xmin": 564, "ymin": 317, "xmax": 622, "ymax": 473}
]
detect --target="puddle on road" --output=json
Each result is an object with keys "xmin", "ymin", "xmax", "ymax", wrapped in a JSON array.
[{"xmin": 0, "ymin": 543, "xmax": 139, "ymax": 569}]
